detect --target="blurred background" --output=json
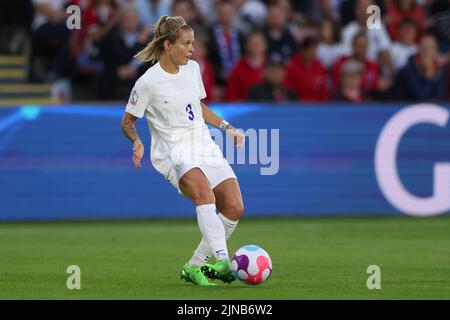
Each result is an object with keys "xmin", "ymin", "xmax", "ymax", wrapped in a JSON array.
[{"xmin": 0, "ymin": 0, "xmax": 450, "ymax": 220}]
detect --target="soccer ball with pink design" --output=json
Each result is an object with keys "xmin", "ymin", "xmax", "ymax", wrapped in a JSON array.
[{"xmin": 231, "ymin": 245, "xmax": 272, "ymax": 285}]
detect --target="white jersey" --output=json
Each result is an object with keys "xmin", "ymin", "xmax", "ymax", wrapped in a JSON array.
[{"xmin": 125, "ymin": 60, "xmax": 226, "ymax": 185}]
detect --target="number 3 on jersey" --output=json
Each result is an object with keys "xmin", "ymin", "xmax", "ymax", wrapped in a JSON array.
[{"xmin": 185, "ymin": 104, "xmax": 194, "ymax": 121}]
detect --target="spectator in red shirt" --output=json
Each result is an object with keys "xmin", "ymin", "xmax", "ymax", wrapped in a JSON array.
[
  {"xmin": 192, "ymin": 33, "xmax": 216, "ymax": 103},
  {"xmin": 284, "ymin": 36, "xmax": 329, "ymax": 102},
  {"xmin": 225, "ymin": 30, "xmax": 267, "ymax": 102},
  {"xmin": 74, "ymin": 0, "xmax": 121, "ymax": 73},
  {"xmin": 385, "ymin": 0, "xmax": 426, "ymax": 43},
  {"xmin": 83, "ymin": 0, "xmax": 119, "ymax": 41},
  {"xmin": 332, "ymin": 31, "xmax": 391, "ymax": 97}
]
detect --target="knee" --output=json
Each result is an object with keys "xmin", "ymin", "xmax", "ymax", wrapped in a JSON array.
[
  {"xmin": 221, "ymin": 201, "xmax": 244, "ymax": 221},
  {"xmin": 193, "ymin": 188, "xmax": 215, "ymax": 205}
]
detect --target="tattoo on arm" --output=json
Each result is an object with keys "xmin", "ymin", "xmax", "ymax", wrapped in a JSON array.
[{"xmin": 121, "ymin": 113, "xmax": 141, "ymax": 143}]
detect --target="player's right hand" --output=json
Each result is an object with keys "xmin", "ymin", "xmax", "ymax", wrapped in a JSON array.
[{"xmin": 132, "ymin": 140, "xmax": 144, "ymax": 168}]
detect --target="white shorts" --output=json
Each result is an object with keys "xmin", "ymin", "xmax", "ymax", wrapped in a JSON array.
[{"xmin": 167, "ymin": 159, "xmax": 237, "ymax": 196}]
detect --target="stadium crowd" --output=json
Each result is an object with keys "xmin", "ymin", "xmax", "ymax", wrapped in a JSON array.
[{"xmin": 1, "ymin": 0, "xmax": 450, "ymax": 103}]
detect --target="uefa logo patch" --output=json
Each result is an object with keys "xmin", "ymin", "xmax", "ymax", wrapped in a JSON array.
[{"xmin": 130, "ymin": 89, "xmax": 138, "ymax": 105}]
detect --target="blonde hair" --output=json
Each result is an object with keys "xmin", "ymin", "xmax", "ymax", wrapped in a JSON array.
[{"xmin": 135, "ymin": 16, "xmax": 192, "ymax": 62}]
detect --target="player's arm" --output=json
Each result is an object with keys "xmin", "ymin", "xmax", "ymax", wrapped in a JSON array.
[
  {"xmin": 201, "ymin": 102, "xmax": 245, "ymax": 148},
  {"xmin": 121, "ymin": 112, "xmax": 144, "ymax": 168},
  {"xmin": 200, "ymin": 102, "xmax": 224, "ymax": 128}
]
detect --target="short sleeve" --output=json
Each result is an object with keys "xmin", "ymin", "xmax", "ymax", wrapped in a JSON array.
[
  {"xmin": 193, "ymin": 61, "xmax": 207, "ymax": 100},
  {"xmin": 125, "ymin": 78, "xmax": 151, "ymax": 118}
]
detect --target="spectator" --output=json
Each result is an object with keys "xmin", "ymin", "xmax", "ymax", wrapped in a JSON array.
[
  {"xmin": 192, "ymin": 33, "xmax": 216, "ymax": 103},
  {"xmin": 390, "ymin": 34, "xmax": 444, "ymax": 101},
  {"xmin": 96, "ymin": 6, "xmax": 152, "ymax": 99},
  {"xmin": 263, "ymin": 2, "xmax": 298, "ymax": 64},
  {"xmin": 133, "ymin": 0, "xmax": 172, "ymax": 27},
  {"xmin": 317, "ymin": 19, "xmax": 351, "ymax": 71},
  {"xmin": 207, "ymin": 0, "xmax": 242, "ymax": 93},
  {"xmin": 234, "ymin": 0, "xmax": 268, "ymax": 36},
  {"xmin": 317, "ymin": 0, "xmax": 346, "ymax": 23},
  {"xmin": 331, "ymin": 59, "xmax": 365, "ymax": 102},
  {"xmin": 225, "ymin": 30, "xmax": 266, "ymax": 102},
  {"xmin": 30, "ymin": 0, "xmax": 71, "ymax": 82},
  {"xmin": 192, "ymin": 0, "xmax": 216, "ymax": 24},
  {"xmin": 385, "ymin": 0, "xmax": 426, "ymax": 43},
  {"xmin": 389, "ymin": 18, "xmax": 418, "ymax": 72},
  {"xmin": 284, "ymin": 36, "xmax": 329, "ymax": 102},
  {"xmin": 289, "ymin": 0, "xmax": 334, "ymax": 25},
  {"xmin": 248, "ymin": 56, "xmax": 297, "ymax": 102},
  {"xmin": 332, "ymin": 32, "xmax": 391, "ymax": 97},
  {"xmin": 74, "ymin": 0, "xmax": 121, "ymax": 74},
  {"xmin": 171, "ymin": 0, "xmax": 206, "ymax": 34},
  {"xmin": 341, "ymin": 0, "xmax": 394, "ymax": 77}
]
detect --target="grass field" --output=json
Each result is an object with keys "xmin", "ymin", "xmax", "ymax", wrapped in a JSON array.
[{"xmin": 0, "ymin": 216, "xmax": 449, "ymax": 299}]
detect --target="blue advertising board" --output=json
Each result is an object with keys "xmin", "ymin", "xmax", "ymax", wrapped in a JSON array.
[{"xmin": 0, "ymin": 103, "xmax": 449, "ymax": 220}]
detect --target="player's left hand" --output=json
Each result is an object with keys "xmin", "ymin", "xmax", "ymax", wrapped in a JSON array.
[{"xmin": 226, "ymin": 127, "xmax": 245, "ymax": 148}]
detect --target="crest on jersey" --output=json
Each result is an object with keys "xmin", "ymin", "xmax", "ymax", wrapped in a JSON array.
[{"xmin": 130, "ymin": 89, "xmax": 138, "ymax": 105}]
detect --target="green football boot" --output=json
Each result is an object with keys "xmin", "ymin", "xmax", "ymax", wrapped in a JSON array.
[
  {"xmin": 201, "ymin": 259, "xmax": 235, "ymax": 284},
  {"xmin": 180, "ymin": 263, "xmax": 217, "ymax": 286}
]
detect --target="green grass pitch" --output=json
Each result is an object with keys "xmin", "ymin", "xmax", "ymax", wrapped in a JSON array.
[{"xmin": 0, "ymin": 216, "xmax": 449, "ymax": 299}]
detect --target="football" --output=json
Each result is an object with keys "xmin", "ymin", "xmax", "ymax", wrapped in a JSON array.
[{"xmin": 231, "ymin": 245, "xmax": 272, "ymax": 285}]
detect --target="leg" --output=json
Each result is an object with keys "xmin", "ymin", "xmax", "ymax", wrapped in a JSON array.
[
  {"xmin": 179, "ymin": 168, "xmax": 228, "ymax": 285},
  {"xmin": 213, "ymin": 178, "xmax": 244, "ymax": 222},
  {"xmin": 180, "ymin": 168, "xmax": 229, "ymax": 260},
  {"xmin": 179, "ymin": 167, "xmax": 215, "ymax": 206},
  {"xmin": 200, "ymin": 179, "xmax": 244, "ymax": 283},
  {"xmin": 188, "ymin": 177, "xmax": 244, "ymax": 264},
  {"xmin": 190, "ymin": 178, "xmax": 243, "ymax": 266}
]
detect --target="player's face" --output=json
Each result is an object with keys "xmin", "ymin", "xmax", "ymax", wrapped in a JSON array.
[{"xmin": 169, "ymin": 29, "xmax": 195, "ymax": 66}]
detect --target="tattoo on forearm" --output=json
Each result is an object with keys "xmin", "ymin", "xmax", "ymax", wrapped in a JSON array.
[{"xmin": 121, "ymin": 115, "xmax": 140, "ymax": 143}]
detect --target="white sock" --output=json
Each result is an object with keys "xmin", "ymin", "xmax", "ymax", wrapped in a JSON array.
[
  {"xmin": 189, "ymin": 211, "xmax": 239, "ymax": 267},
  {"xmin": 195, "ymin": 204, "xmax": 229, "ymax": 261},
  {"xmin": 218, "ymin": 212, "xmax": 239, "ymax": 239}
]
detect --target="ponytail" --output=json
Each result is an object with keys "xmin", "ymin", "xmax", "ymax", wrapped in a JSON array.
[{"xmin": 135, "ymin": 16, "xmax": 192, "ymax": 62}]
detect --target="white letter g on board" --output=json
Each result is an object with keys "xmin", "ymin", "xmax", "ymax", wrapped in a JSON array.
[{"xmin": 375, "ymin": 104, "xmax": 450, "ymax": 216}]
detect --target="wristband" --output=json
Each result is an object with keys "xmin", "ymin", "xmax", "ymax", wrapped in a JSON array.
[{"xmin": 219, "ymin": 120, "xmax": 231, "ymax": 131}]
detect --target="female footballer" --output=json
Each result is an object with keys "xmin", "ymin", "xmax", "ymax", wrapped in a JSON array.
[{"xmin": 120, "ymin": 16, "xmax": 245, "ymax": 286}]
